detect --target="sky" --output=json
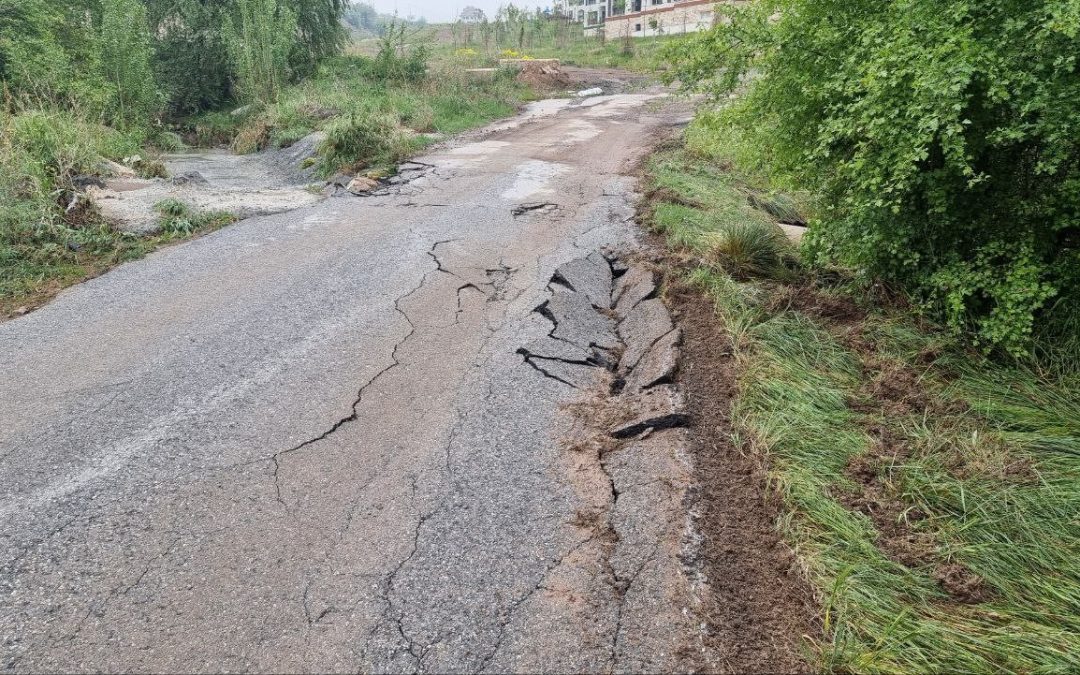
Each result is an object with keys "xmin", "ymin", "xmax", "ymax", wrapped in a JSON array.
[{"xmin": 367, "ymin": 1, "xmax": 549, "ymax": 23}]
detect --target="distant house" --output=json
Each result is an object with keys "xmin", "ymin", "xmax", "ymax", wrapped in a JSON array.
[
  {"xmin": 561, "ymin": 0, "xmax": 737, "ymax": 38},
  {"xmin": 459, "ymin": 6, "xmax": 487, "ymax": 23}
]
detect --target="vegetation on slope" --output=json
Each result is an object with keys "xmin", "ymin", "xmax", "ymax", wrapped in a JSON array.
[
  {"xmin": 663, "ymin": 0, "xmax": 1080, "ymax": 357},
  {"xmin": 646, "ymin": 113, "xmax": 1080, "ymax": 672}
]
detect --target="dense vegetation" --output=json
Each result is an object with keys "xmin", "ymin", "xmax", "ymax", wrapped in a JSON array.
[
  {"xmin": 663, "ymin": 0, "xmax": 1080, "ymax": 358},
  {"xmin": 647, "ymin": 129, "xmax": 1080, "ymax": 674},
  {"xmin": 647, "ymin": 2, "xmax": 1080, "ymax": 669}
]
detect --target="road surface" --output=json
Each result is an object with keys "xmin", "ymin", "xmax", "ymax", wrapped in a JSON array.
[{"xmin": 0, "ymin": 92, "xmax": 713, "ymax": 672}]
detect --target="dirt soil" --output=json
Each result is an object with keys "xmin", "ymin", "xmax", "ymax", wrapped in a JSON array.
[
  {"xmin": 515, "ymin": 61, "xmax": 574, "ymax": 91},
  {"xmin": 667, "ymin": 278, "xmax": 821, "ymax": 674}
]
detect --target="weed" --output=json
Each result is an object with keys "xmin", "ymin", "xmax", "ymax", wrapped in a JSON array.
[{"xmin": 318, "ymin": 112, "xmax": 398, "ymax": 175}]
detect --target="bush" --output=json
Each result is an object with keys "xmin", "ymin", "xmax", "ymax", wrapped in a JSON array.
[
  {"xmin": 370, "ymin": 21, "xmax": 430, "ymax": 82},
  {"xmin": 664, "ymin": 0, "xmax": 1080, "ymax": 357},
  {"xmin": 318, "ymin": 111, "xmax": 398, "ymax": 174}
]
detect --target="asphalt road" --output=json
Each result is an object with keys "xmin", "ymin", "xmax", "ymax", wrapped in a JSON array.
[{"xmin": 1, "ymin": 92, "xmax": 704, "ymax": 673}]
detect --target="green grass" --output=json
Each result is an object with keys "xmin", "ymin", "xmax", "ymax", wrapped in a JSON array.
[
  {"xmin": 649, "ymin": 139, "xmax": 1080, "ymax": 673},
  {"xmin": 183, "ymin": 54, "xmax": 527, "ymax": 175}
]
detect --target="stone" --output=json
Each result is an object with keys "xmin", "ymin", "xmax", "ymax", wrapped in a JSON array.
[
  {"xmin": 554, "ymin": 253, "xmax": 614, "ymax": 309},
  {"xmin": 346, "ymin": 176, "xmax": 380, "ymax": 194},
  {"xmin": 623, "ymin": 328, "xmax": 681, "ymax": 394},
  {"xmin": 543, "ymin": 287, "xmax": 620, "ymax": 352},
  {"xmin": 172, "ymin": 171, "xmax": 209, "ymax": 187},
  {"xmin": 610, "ymin": 385, "xmax": 688, "ymax": 438},
  {"xmin": 613, "ymin": 267, "xmax": 656, "ymax": 317},
  {"xmin": 618, "ymin": 299, "xmax": 674, "ymax": 373}
]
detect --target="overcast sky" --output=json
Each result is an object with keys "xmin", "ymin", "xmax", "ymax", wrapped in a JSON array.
[{"xmin": 368, "ymin": 1, "xmax": 549, "ymax": 23}]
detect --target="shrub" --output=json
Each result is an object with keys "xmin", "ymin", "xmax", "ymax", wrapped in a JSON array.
[
  {"xmin": 318, "ymin": 111, "xmax": 398, "ymax": 174},
  {"xmin": 223, "ymin": 0, "xmax": 298, "ymax": 104},
  {"xmin": 231, "ymin": 119, "xmax": 272, "ymax": 154},
  {"xmin": 371, "ymin": 21, "xmax": 430, "ymax": 82},
  {"xmin": 663, "ymin": 0, "xmax": 1080, "ymax": 357}
]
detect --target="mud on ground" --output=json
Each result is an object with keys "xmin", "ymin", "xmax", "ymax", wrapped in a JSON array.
[{"xmin": 666, "ymin": 278, "xmax": 820, "ymax": 674}]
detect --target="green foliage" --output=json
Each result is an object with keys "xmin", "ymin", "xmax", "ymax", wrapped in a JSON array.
[
  {"xmin": 223, "ymin": 0, "xmax": 298, "ymax": 104},
  {"xmin": 147, "ymin": 0, "xmax": 233, "ymax": 115},
  {"xmin": 318, "ymin": 111, "xmax": 398, "ymax": 174},
  {"xmin": 0, "ymin": 0, "xmax": 72, "ymax": 100},
  {"xmin": 663, "ymin": 0, "xmax": 1080, "ymax": 357},
  {"xmin": 291, "ymin": 0, "xmax": 347, "ymax": 76},
  {"xmin": 647, "ymin": 144, "xmax": 1080, "ymax": 672},
  {"xmin": 371, "ymin": 22, "xmax": 431, "ymax": 82},
  {"xmin": 98, "ymin": 0, "xmax": 161, "ymax": 126},
  {"xmin": 147, "ymin": 0, "xmax": 347, "ymax": 113}
]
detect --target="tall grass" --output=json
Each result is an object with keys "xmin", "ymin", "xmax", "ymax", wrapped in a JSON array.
[
  {"xmin": 199, "ymin": 53, "xmax": 526, "ymax": 174},
  {"xmin": 649, "ymin": 142, "xmax": 1080, "ymax": 672}
]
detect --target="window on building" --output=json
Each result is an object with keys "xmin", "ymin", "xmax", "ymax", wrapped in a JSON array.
[{"xmin": 635, "ymin": 23, "xmax": 642, "ymax": 31}]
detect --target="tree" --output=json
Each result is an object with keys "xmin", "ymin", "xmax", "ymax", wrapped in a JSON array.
[
  {"xmin": 98, "ymin": 0, "xmax": 160, "ymax": 125},
  {"xmin": 292, "ymin": 0, "xmax": 347, "ymax": 76},
  {"xmin": 0, "ymin": 0, "xmax": 73, "ymax": 101},
  {"xmin": 223, "ymin": 0, "xmax": 298, "ymax": 104},
  {"xmin": 664, "ymin": 0, "xmax": 1080, "ymax": 356},
  {"xmin": 460, "ymin": 6, "xmax": 486, "ymax": 23}
]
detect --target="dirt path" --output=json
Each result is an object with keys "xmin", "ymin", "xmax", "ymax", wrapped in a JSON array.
[{"xmin": 0, "ymin": 80, "xmax": 813, "ymax": 673}]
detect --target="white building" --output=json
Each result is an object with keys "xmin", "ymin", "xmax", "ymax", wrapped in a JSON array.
[{"xmin": 562, "ymin": 0, "xmax": 735, "ymax": 38}]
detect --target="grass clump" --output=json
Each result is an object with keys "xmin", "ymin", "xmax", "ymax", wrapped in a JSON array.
[
  {"xmin": 647, "ymin": 138, "xmax": 1080, "ymax": 673},
  {"xmin": 702, "ymin": 221, "xmax": 793, "ymax": 281},
  {"xmin": 154, "ymin": 200, "xmax": 235, "ymax": 237}
]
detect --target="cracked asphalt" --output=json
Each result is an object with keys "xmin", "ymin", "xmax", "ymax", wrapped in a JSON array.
[{"xmin": 1, "ymin": 92, "xmax": 701, "ymax": 673}]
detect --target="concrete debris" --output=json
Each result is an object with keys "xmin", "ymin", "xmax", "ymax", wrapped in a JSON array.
[
  {"xmin": 610, "ymin": 385, "xmax": 688, "ymax": 439},
  {"xmin": 172, "ymin": 171, "xmax": 209, "ymax": 187},
  {"xmin": 96, "ymin": 159, "xmax": 137, "ymax": 178},
  {"xmin": 553, "ymin": 252, "xmax": 614, "ymax": 310},
  {"xmin": 613, "ymin": 267, "xmax": 657, "ymax": 318},
  {"xmin": 618, "ymin": 299, "xmax": 675, "ymax": 373},
  {"xmin": 623, "ymin": 328, "xmax": 681, "ymax": 394},
  {"xmin": 542, "ymin": 286, "xmax": 620, "ymax": 352},
  {"xmin": 512, "ymin": 202, "xmax": 559, "ymax": 217}
]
